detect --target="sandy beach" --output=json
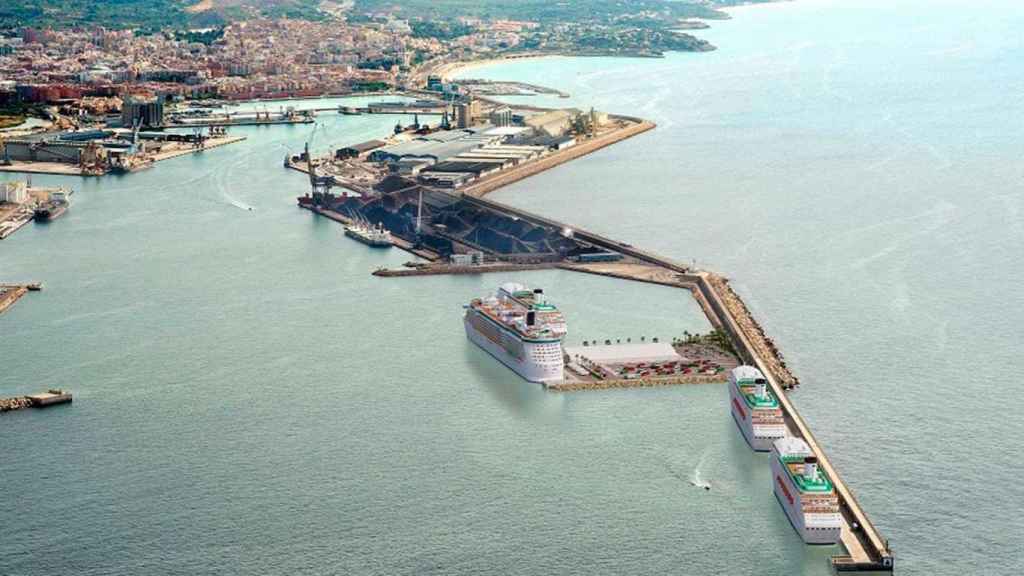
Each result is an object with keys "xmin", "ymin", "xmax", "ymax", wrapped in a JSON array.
[{"xmin": 434, "ymin": 54, "xmax": 560, "ymax": 81}]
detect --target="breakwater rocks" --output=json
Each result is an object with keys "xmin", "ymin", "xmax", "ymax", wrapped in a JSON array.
[
  {"xmin": 1, "ymin": 389, "xmax": 72, "ymax": 413},
  {"xmin": 0, "ymin": 396, "xmax": 34, "ymax": 412},
  {"xmin": 705, "ymin": 274, "xmax": 800, "ymax": 389}
]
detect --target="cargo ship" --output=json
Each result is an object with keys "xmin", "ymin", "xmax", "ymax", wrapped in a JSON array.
[
  {"xmin": 728, "ymin": 365, "xmax": 786, "ymax": 451},
  {"xmin": 771, "ymin": 437, "xmax": 843, "ymax": 544},
  {"xmin": 344, "ymin": 222, "xmax": 392, "ymax": 247},
  {"xmin": 33, "ymin": 189, "xmax": 71, "ymax": 222},
  {"xmin": 464, "ymin": 283, "xmax": 567, "ymax": 383}
]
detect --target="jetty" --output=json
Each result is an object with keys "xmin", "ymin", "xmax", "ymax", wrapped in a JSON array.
[
  {"xmin": 0, "ymin": 283, "xmax": 41, "ymax": 314},
  {"xmin": 1, "ymin": 389, "xmax": 72, "ymax": 413}
]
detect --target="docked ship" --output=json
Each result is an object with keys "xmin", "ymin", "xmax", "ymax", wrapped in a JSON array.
[
  {"xmin": 464, "ymin": 283, "xmax": 567, "ymax": 383},
  {"xmin": 728, "ymin": 365, "xmax": 786, "ymax": 451},
  {"xmin": 344, "ymin": 222, "xmax": 392, "ymax": 247},
  {"xmin": 33, "ymin": 189, "xmax": 71, "ymax": 222},
  {"xmin": 771, "ymin": 437, "xmax": 843, "ymax": 544}
]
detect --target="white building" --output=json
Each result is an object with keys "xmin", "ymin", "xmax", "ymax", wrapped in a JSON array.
[{"xmin": 1, "ymin": 181, "xmax": 28, "ymax": 204}]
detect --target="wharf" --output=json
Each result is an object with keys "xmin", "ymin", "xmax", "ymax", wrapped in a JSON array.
[
  {"xmin": 0, "ymin": 283, "xmax": 40, "ymax": 314},
  {"xmin": 148, "ymin": 135, "xmax": 247, "ymax": 163},
  {"xmin": 0, "ymin": 161, "xmax": 86, "ymax": 176},
  {"xmin": 301, "ymin": 204, "xmax": 440, "ymax": 261},
  {"xmin": 372, "ymin": 262, "xmax": 557, "ymax": 277},
  {"xmin": 0, "ymin": 135, "xmax": 247, "ymax": 177},
  {"xmin": 546, "ymin": 373, "xmax": 723, "ymax": 391},
  {"xmin": 0, "ymin": 208, "xmax": 35, "ymax": 239},
  {"xmin": 171, "ymin": 118, "xmax": 313, "ymax": 128}
]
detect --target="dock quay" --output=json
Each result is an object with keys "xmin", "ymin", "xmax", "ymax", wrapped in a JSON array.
[
  {"xmin": 170, "ymin": 117, "xmax": 313, "ymax": 128},
  {"xmin": 0, "ymin": 207, "xmax": 34, "ymax": 239},
  {"xmin": 0, "ymin": 389, "xmax": 72, "ymax": 413},
  {"xmin": 303, "ymin": 205, "xmax": 441, "ymax": 261},
  {"xmin": 0, "ymin": 134, "xmax": 247, "ymax": 177},
  {"xmin": 372, "ymin": 262, "xmax": 557, "ymax": 277},
  {"xmin": 0, "ymin": 283, "xmax": 40, "ymax": 315},
  {"xmin": 546, "ymin": 373, "xmax": 723, "ymax": 391}
]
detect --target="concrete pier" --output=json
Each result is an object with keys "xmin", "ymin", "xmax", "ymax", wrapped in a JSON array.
[{"xmin": 0, "ymin": 283, "xmax": 38, "ymax": 315}]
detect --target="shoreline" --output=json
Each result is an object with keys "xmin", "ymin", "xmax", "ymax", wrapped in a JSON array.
[{"xmin": 434, "ymin": 54, "xmax": 563, "ymax": 81}]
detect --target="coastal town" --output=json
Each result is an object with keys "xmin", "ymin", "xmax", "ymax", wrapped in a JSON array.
[{"xmin": 0, "ymin": 0, "xmax": 728, "ymax": 125}]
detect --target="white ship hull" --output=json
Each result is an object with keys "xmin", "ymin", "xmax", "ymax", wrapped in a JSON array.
[
  {"xmin": 770, "ymin": 454, "xmax": 842, "ymax": 545},
  {"xmin": 729, "ymin": 379, "xmax": 785, "ymax": 452},
  {"xmin": 464, "ymin": 311, "xmax": 563, "ymax": 383}
]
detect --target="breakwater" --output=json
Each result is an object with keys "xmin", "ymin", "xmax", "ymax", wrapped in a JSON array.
[
  {"xmin": 1, "ymin": 390, "xmax": 72, "ymax": 413},
  {"xmin": 461, "ymin": 116, "xmax": 656, "ymax": 198}
]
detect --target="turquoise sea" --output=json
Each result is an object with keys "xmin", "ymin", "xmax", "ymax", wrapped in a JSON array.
[{"xmin": 3, "ymin": 1, "xmax": 1022, "ymax": 574}]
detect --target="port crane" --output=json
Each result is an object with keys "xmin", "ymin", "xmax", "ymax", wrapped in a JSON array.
[{"xmin": 304, "ymin": 123, "xmax": 335, "ymax": 206}]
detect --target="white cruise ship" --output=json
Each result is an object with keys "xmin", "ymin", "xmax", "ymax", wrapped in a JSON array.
[
  {"xmin": 771, "ymin": 437, "xmax": 843, "ymax": 544},
  {"xmin": 464, "ymin": 283, "xmax": 567, "ymax": 383},
  {"xmin": 729, "ymin": 365, "xmax": 786, "ymax": 451}
]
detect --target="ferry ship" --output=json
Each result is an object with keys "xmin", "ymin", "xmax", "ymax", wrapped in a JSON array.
[
  {"xmin": 344, "ymin": 222, "xmax": 392, "ymax": 247},
  {"xmin": 728, "ymin": 365, "xmax": 786, "ymax": 451},
  {"xmin": 464, "ymin": 283, "xmax": 567, "ymax": 383},
  {"xmin": 771, "ymin": 437, "xmax": 843, "ymax": 544}
]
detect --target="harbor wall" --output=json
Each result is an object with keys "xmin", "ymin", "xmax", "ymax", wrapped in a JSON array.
[
  {"xmin": 692, "ymin": 271, "xmax": 892, "ymax": 569},
  {"xmin": 462, "ymin": 119, "xmax": 656, "ymax": 198}
]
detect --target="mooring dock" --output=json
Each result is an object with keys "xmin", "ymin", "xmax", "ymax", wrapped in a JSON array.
[{"xmin": 0, "ymin": 283, "xmax": 41, "ymax": 315}]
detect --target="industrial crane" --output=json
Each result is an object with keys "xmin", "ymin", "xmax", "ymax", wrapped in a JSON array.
[{"xmin": 305, "ymin": 123, "xmax": 334, "ymax": 206}]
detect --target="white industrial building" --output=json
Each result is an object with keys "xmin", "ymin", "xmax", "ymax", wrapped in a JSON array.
[{"xmin": 1, "ymin": 181, "xmax": 28, "ymax": 204}]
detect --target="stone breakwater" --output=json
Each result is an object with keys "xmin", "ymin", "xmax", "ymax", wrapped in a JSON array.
[
  {"xmin": 704, "ymin": 273, "xmax": 800, "ymax": 389},
  {"xmin": 1, "ymin": 396, "xmax": 34, "ymax": 412}
]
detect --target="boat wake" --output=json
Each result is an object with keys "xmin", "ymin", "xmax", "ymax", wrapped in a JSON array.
[
  {"xmin": 226, "ymin": 198, "xmax": 254, "ymax": 211},
  {"xmin": 663, "ymin": 449, "xmax": 712, "ymax": 491},
  {"xmin": 689, "ymin": 449, "xmax": 712, "ymax": 491}
]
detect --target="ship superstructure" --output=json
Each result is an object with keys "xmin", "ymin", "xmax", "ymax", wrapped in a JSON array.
[
  {"xmin": 729, "ymin": 365, "xmax": 786, "ymax": 451},
  {"xmin": 464, "ymin": 282, "xmax": 567, "ymax": 383},
  {"xmin": 771, "ymin": 437, "xmax": 842, "ymax": 544}
]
